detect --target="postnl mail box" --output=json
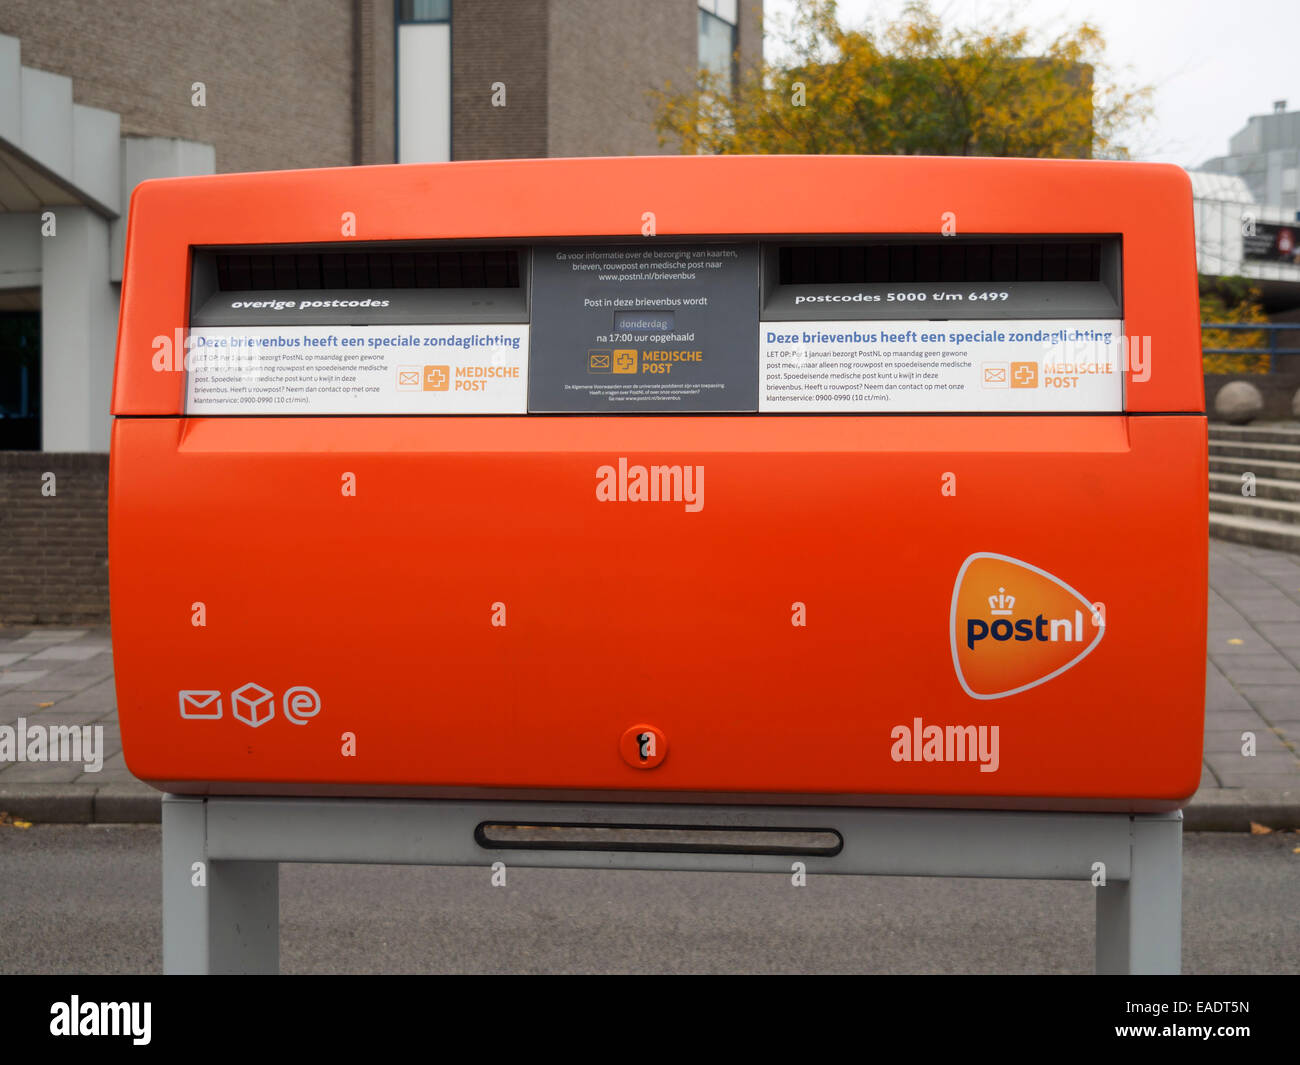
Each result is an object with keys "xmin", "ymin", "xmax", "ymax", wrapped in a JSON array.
[{"xmin": 110, "ymin": 156, "xmax": 1207, "ymax": 812}]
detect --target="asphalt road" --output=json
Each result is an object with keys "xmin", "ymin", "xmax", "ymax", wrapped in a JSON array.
[{"xmin": 0, "ymin": 824, "xmax": 1296, "ymax": 974}]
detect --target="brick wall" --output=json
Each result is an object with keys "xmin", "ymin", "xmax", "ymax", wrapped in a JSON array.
[
  {"xmin": 0, "ymin": 453, "xmax": 108, "ymax": 624},
  {"xmin": 1, "ymin": 0, "xmax": 374, "ymax": 174},
  {"xmin": 546, "ymin": 0, "xmax": 763, "ymax": 159},
  {"xmin": 547, "ymin": 0, "xmax": 694, "ymax": 159},
  {"xmin": 452, "ymin": 0, "xmax": 549, "ymax": 160}
]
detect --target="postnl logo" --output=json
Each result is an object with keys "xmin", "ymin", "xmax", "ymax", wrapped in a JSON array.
[{"xmin": 950, "ymin": 553, "xmax": 1104, "ymax": 700}]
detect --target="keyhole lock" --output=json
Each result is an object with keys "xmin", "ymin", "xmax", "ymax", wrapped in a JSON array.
[{"xmin": 620, "ymin": 723, "xmax": 667, "ymax": 769}]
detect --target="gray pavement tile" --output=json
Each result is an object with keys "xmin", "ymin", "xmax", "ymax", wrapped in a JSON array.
[
  {"xmin": 8, "ymin": 671, "xmax": 97, "ymax": 693},
  {"xmin": 1212, "ymin": 771, "xmax": 1300, "ymax": 788},
  {"xmin": 0, "ymin": 691, "xmax": 71, "ymax": 710},
  {"xmin": 0, "ymin": 762, "xmax": 86, "ymax": 784},
  {"xmin": 1257, "ymin": 705, "xmax": 1300, "ymax": 723},
  {"xmin": 73, "ymin": 766, "xmax": 134, "ymax": 786},
  {"xmin": 1201, "ymin": 729, "xmax": 1293, "ymax": 755},
  {"xmin": 90, "ymin": 753, "xmax": 127, "ymax": 775},
  {"xmin": 1205, "ymin": 687, "xmax": 1252, "ymax": 711},
  {"xmin": 65, "ymin": 639, "xmax": 112, "ymax": 652},
  {"xmin": 1234, "ymin": 685, "xmax": 1300, "ymax": 708},
  {"xmin": 0, "ymin": 671, "xmax": 49, "ymax": 687},
  {"xmin": 1257, "ymin": 623, "xmax": 1300, "ymax": 647},
  {"xmin": 1205, "ymin": 747, "xmax": 1300, "ymax": 769},
  {"xmin": 48, "ymin": 680, "xmax": 117, "ymax": 716},
  {"xmin": 1, "ymin": 711, "xmax": 113, "ymax": 728},
  {"xmin": 1212, "ymin": 652, "xmax": 1298, "ymax": 672},
  {"xmin": 7, "ymin": 630, "xmax": 87, "ymax": 645},
  {"xmin": 1219, "ymin": 601, "xmax": 1300, "ymax": 623},
  {"xmin": 1207, "ymin": 636, "xmax": 1274, "ymax": 654},
  {"xmin": 38, "ymin": 668, "xmax": 115, "ymax": 692},
  {"xmin": 0, "ymin": 654, "xmax": 33, "ymax": 667},
  {"xmin": 1201, "ymin": 708, "xmax": 1271, "ymax": 729},
  {"xmin": 1217, "ymin": 668, "xmax": 1300, "ymax": 686},
  {"xmin": 26, "ymin": 645, "xmax": 110, "ymax": 662}
]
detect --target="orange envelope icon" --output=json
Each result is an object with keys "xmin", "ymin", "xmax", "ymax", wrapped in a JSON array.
[
  {"xmin": 398, "ymin": 370, "xmax": 420, "ymax": 387},
  {"xmin": 983, "ymin": 365, "xmax": 1007, "ymax": 384},
  {"xmin": 589, "ymin": 351, "xmax": 612, "ymax": 373}
]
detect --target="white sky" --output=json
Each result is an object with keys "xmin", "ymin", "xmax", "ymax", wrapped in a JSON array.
[{"xmin": 763, "ymin": 0, "xmax": 1299, "ymax": 166}]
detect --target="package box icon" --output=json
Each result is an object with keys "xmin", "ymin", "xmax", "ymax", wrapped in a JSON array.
[{"xmin": 232, "ymin": 682, "xmax": 275, "ymax": 728}]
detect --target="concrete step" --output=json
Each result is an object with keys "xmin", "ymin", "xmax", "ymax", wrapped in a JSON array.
[
  {"xmin": 1209, "ymin": 471, "xmax": 1300, "ymax": 503},
  {"xmin": 1208, "ymin": 439, "xmax": 1300, "ymax": 463},
  {"xmin": 1209, "ymin": 491, "xmax": 1300, "ymax": 523},
  {"xmin": 1208, "ymin": 422, "xmax": 1300, "ymax": 445},
  {"xmin": 1208, "ymin": 454, "xmax": 1300, "ymax": 483},
  {"xmin": 1209, "ymin": 512, "xmax": 1300, "ymax": 552}
]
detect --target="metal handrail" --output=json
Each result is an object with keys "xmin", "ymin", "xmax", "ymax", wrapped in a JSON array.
[{"xmin": 1201, "ymin": 322, "xmax": 1300, "ymax": 365}]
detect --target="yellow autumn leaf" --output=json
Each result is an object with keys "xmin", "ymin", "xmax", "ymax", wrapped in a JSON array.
[
  {"xmin": 12, "ymin": 819, "xmax": 31, "ymax": 829},
  {"xmin": 1249, "ymin": 822, "xmax": 1273, "ymax": 835}
]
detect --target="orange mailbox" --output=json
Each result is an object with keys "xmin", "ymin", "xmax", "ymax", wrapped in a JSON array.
[{"xmin": 110, "ymin": 156, "xmax": 1206, "ymax": 812}]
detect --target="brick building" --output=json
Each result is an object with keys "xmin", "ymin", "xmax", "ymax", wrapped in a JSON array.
[{"xmin": 0, "ymin": 0, "xmax": 762, "ymax": 622}]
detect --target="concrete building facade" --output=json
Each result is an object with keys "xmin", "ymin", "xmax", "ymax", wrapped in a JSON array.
[{"xmin": 1201, "ymin": 102, "xmax": 1300, "ymax": 215}]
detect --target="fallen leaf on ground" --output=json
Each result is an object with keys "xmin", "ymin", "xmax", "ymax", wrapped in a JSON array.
[
  {"xmin": 12, "ymin": 819, "xmax": 31, "ymax": 829},
  {"xmin": 1249, "ymin": 822, "xmax": 1273, "ymax": 834},
  {"xmin": 36, "ymin": 702, "xmax": 53, "ymax": 709}
]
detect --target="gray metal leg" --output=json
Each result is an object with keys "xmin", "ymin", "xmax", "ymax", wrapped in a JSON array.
[
  {"xmin": 162, "ymin": 794, "xmax": 279, "ymax": 974},
  {"xmin": 1095, "ymin": 812, "xmax": 1182, "ymax": 975}
]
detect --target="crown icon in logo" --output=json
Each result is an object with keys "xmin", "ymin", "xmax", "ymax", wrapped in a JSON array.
[{"xmin": 988, "ymin": 587, "xmax": 1015, "ymax": 615}]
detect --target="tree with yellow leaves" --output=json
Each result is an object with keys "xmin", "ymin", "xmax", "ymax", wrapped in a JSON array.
[{"xmin": 652, "ymin": 0, "xmax": 1152, "ymax": 159}]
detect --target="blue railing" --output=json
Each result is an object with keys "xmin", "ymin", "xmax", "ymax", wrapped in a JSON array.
[{"xmin": 1202, "ymin": 322, "xmax": 1300, "ymax": 371}]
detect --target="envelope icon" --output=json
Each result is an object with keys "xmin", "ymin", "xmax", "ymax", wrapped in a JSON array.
[
  {"xmin": 981, "ymin": 363, "xmax": 1009, "ymax": 388},
  {"xmin": 589, "ymin": 350, "xmax": 612, "ymax": 373},
  {"xmin": 178, "ymin": 689, "xmax": 222, "ymax": 720},
  {"xmin": 398, "ymin": 370, "xmax": 420, "ymax": 386}
]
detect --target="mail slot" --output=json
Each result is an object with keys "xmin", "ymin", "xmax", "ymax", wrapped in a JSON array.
[{"xmin": 110, "ymin": 155, "xmax": 1206, "ymax": 811}]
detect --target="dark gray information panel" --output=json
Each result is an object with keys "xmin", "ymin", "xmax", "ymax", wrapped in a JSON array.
[{"xmin": 529, "ymin": 243, "xmax": 759, "ymax": 412}]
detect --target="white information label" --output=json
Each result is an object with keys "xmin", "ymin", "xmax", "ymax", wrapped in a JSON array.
[
  {"xmin": 760, "ymin": 318, "xmax": 1126, "ymax": 412},
  {"xmin": 185, "ymin": 324, "xmax": 529, "ymax": 414}
]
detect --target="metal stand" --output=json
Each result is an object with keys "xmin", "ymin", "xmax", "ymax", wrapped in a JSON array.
[{"xmin": 161, "ymin": 795, "xmax": 1182, "ymax": 974}]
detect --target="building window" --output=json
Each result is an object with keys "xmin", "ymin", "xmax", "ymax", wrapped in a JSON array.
[
  {"xmin": 400, "ymin": 0, "xmax": 450, "ymax": 21},
  {"xmin": 397, "ymin": 0, "xmax": 452, "ymax": 163},
  {"xmin": 698, "ymin": 0, "xmax": 738, "ymax": 95},
  {"xmin": 0, "ymin": 310, "xmax": 40, "ymax": 450}
]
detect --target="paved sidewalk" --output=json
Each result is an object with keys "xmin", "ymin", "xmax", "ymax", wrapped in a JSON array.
[{"xmin": 2, "ymin": 539, "xmax": 1298, "ymax": 827}]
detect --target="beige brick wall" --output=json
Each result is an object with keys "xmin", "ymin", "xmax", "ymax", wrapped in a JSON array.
[{"xmin": 1, "ymin": 0, "xmax": 370, "ymax": 174}]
